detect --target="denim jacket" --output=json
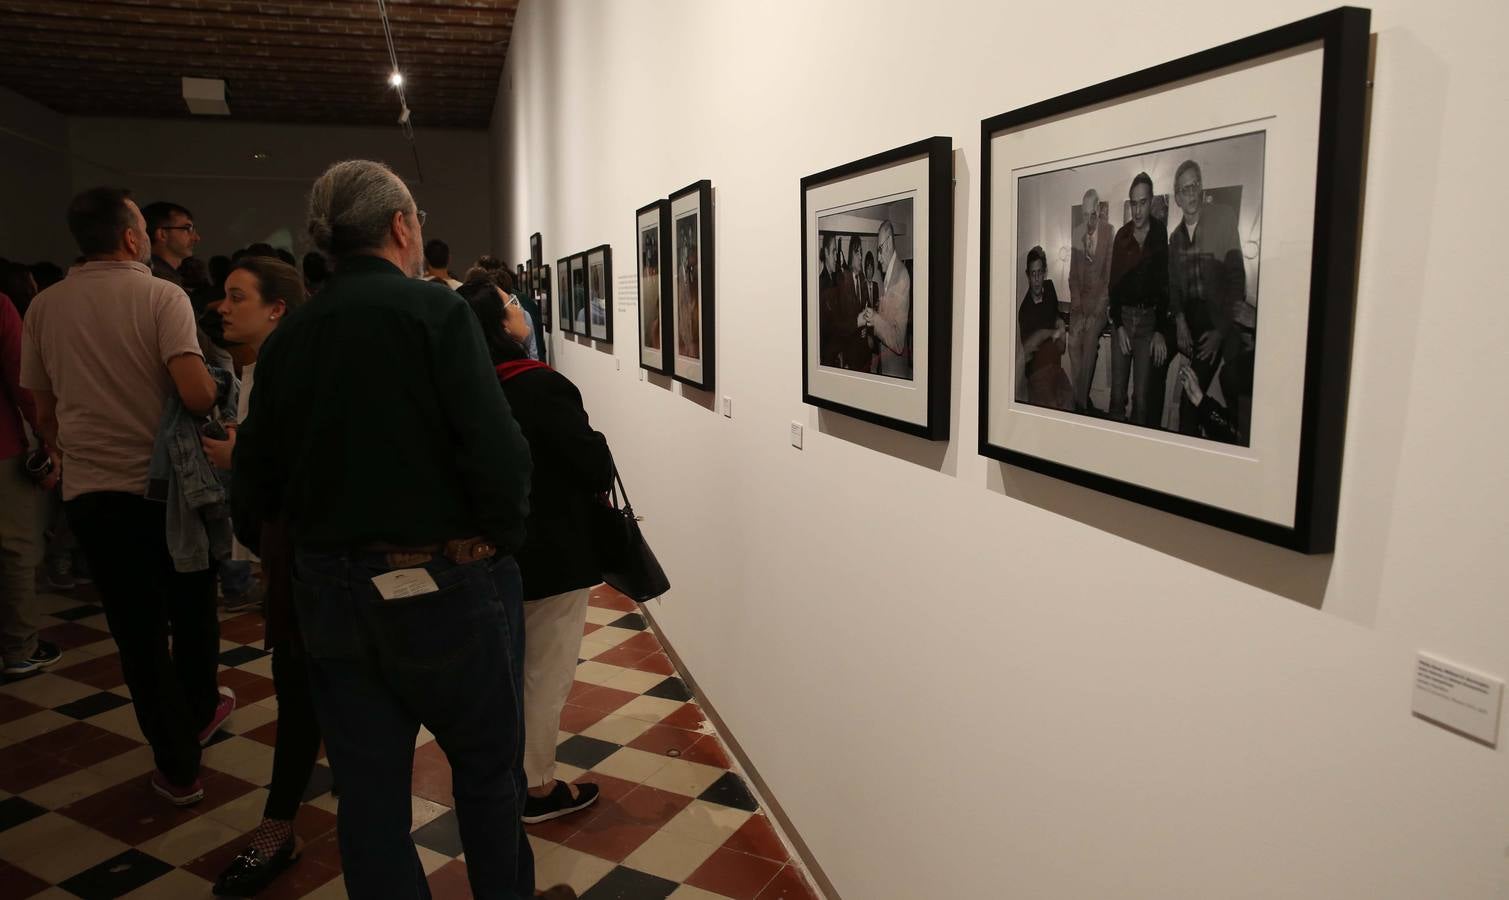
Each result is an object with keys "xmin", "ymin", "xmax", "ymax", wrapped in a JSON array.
[{"xmin": 146, "ymin": 366, "xmax": 239, "ymax": 572}]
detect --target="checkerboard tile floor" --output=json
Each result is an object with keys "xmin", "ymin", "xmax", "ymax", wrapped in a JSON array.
[{"xmin": 0, "ymin": 583, "xmax": 820, "ymax": 899}]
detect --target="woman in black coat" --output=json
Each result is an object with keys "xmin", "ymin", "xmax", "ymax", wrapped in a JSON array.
[{"xmin": 462, "ymin": 277, "xmax": 614, "ymax": 824}]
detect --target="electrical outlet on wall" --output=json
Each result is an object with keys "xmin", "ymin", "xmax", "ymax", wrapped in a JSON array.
[
  {"xmin": 790, "ymin": 422, "xmax": 803, "ymax": 449},
  {"xmin": 722, "ymin": 397, "xmax": 732, "ymax": 418}
]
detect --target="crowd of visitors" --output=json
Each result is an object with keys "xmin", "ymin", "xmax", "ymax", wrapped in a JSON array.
[{"xmin": 0, "ymin": 160, "xmax": 595, "ymax": 899}]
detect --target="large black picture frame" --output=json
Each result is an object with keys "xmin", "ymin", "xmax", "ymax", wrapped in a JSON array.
[
  {"xmin": 668, "ymin": 179, "xmax": 716, "ymax": 391},
  {"xmin": 978, "ymin": 6, "xmax": 1369, "ymax": 553},
  {"xmin": 800, "ymin": 136, "xmax": 953, "ymax": 440},
  {"xmin": 585, "ymin": 244, "xmax": 614, "ymax": 344},
  {"xmin": 635, "ymin": 199, "xmax": 674, "ymax": 375}
]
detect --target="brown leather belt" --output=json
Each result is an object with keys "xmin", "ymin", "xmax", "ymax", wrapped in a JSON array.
[{"xmin": 364, "ymin": 537, "xmax": 497, "ymax": 570}]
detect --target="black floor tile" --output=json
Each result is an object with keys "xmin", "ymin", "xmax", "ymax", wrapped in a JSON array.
[
  {"xmin": 644, "ymin": 677, "xmax": 691, "ymax": 703},
  {"xmin": 555, "ymin": 735, "xmax": 622, "ymax": 771},
  {"xmin": 57, "ymin": 848, "xmax": 174, "ymax": 899},
  {"xmin": 579, "ymin": 865, "xmax": 679, "ymax": 900},
  {"xmin": 0, "ymin": 796, "xmax": 46, "ymax": 833},
  {"xmin": 412, "ymin": 810, "xmax": 464, "ymax": 858},
  {"xmin": 218, "ymin": 646, "xmax": 270, "ymax": 668},
  {"xmin": 608, "ymin": 613, "xmax": 648, "ymax": 632},
  {"xmin": 50, "ymin": 604, "xmax": 105, "ymax": 622},
  {"xmin": 54, "ymin": 690, "xmax": 132, "ymax": 720},
  {"xmin": 698, "ymin": 771, "xmax": 758, "ymax": 812}
]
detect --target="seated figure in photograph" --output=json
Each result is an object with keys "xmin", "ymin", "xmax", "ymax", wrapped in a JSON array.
[
  {"xmin": 1018, "ymin": 245, "xmax": 1072, "ymax": 409},
  {"xmin": 1108, "ymin": 171, "xmax": 1171, "ymax": 426},
  {"xmin": 1168, "ymin": 159, "xmax": 1246, "ymax": 439}
]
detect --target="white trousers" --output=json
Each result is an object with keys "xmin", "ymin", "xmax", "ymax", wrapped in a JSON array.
[{"xmin": 522, "ymin": 587, "xmax": 592, "ymax": 788}]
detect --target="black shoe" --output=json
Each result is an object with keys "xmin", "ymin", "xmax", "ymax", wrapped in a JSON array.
[
  {"xmin": 522, "ymin": 780, "xmax": 599, "ymax": 825},
  {"xmin": 212, "ymin": 835, "xmax": 301, "ymax": 897},
  {"xmin": 3, "ymin": 641, "xmax": 62, "ymax": 677}
]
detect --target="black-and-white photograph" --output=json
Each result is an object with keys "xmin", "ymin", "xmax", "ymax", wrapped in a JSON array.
[
  {"xmin": 587, "ymin": 245, "xmax": 612, "ymax": 343},
  {"xmin": 556, "ymin": 257, "xmax": 572, "ymax": 334},
  {"xmin": 570, "ymin": 254, "xmax": 587, "ymax": 334},
  {"xmin": 816, "ymin": 197, "xmax": 914, "ymax": 381},
  {"xmin": 1013, "ymin": 131, "xmax": 1264, "ymax": 446}
]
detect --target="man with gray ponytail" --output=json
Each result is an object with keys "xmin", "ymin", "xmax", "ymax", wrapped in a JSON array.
[{"xmin": 232, "ymin": 160, "xmax": 537, "ymax": 898}]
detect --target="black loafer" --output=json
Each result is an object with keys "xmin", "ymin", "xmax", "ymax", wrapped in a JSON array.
[
  {"xmin": 522, "ymin": 780, "xmax": 600, "ymax": 824},
  {"xmin": 212, "ymin": 834, "xmax": 301, "ymax": 897}
]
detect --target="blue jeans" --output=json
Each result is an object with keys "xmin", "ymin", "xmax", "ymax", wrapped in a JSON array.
[
  {"xmin": 1110, "ymin": 306, "xmax": 1167, "ymax": 427},
  {"xmin": 293, "ymin": 550, "xmax": 534, "ymax": 900},
  {"xmin": 219, "ymin": 559, "xmax": 254, "ymax": 599}
]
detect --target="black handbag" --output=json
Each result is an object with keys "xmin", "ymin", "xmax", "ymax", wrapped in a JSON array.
[{"xmin": 595, "ymin": 461, "xmax": 670, "ymax": 603}]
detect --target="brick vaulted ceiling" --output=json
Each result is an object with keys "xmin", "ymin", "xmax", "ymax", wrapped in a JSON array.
[{"xmin": 0, "ymin": 0, "xmax": 517, "ymax": 128}]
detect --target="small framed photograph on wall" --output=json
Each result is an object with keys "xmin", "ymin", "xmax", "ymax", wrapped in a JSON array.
[
  {"xmin": 569, "ymin": 253, "xmax": 588, "ymax": 335},
  {"xmin": 530, "ymin": 232, "xmax": 543, "ymax": 268},
  {"xmin": 636, "ymin": 199, "xmax": 673, "ymax": 374},
  {"xmin": 556, "ymin": 257, "xmax": 573, "ymax": 334},
  {"xmin": 800, "ymin": 136, "xmax": 953, "ymax": 439},
  {"xmin": 978, "ymin": 7, "xmax": 1369, "ymax": 552},
  {"xmin": 538, "ymin": 262, "xmax": 552, "ymax": 332},
  {"xmin": 669, "ymin": 179, "xmax": 715, "ymax": 390},
  {"xmin": 586, "ymin": 244, "xmax": 613, "ymax": 343}
]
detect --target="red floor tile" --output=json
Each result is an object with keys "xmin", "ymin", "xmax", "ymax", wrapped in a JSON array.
[
  {"xmin": 722, "ymin": 815, "xmax": 789, "ymax": 864},
  {"xmin": 558, "ymin": 703, "xmax": 613, "ymax": 734},
  {"xmin": 249, "ymin": 857, "xmax": 341, "ymax": 900},
  {"xmin": 242, "ymin": 719, "xmax": 279, "ymax": 747},
  {"xmin": 199, "ymin": 768, "xmax": 260, "ymax": 813},
  {"xmin": 19, "ymin": 720, "xmax": 113, "ymax": 754},
  {"xmin": 659, "ymin": 702, "xmax": 709, "ymax": 732},
  {"xmin": 597, "ymin": 784, "xmax": 692, "ymax": 830},
  {"xmin": 627, "ymin": 653, "xmax": 676, "ymax": 676},
  {"xmin": 39, "ymin": 621, "xmax": 111, "ymax": 650},
  {"xmin": 587, "ymin": 592, "xmax": 635, "ymax": 613},
  {"xmin": 524, "ymin": 812, "xmax": 586, "ymax": 845},
  {"xmin": 582, "ymin": 622, "xmax": 603, "ymax": 636},
  {"xmin": 0, "ymin": 749, "xmax": 79, "ymax": 794},
  {"xmin": 575, "ymin": 773, "xmax": 640, "ymax": 805},
  {"xmin": 591, "ymin": 644, "xmax": 656, "ymax": 668},
  {"xmin": 614, "ymin": 632, "xmax": 663, "ymax": 655},
  {"xmin": 54, "ymin": 653, "xmax": 126, "ymax": 690},
  {"xmin": 627, "ymin": 724, "xmax": 703, "ymax": 758},
  {"xmin": 562, "ymin": 811, "xmax": 659, "ymax": 863},
  {"xmin": 685, "ymin": 847, "xmax": 786, "ymax": 900},
  {"xmin": 678, "ymin": 735, "xmax": 733, "ymax": 770},
  {"xmin": 569, "ymin": 685, "xmax": 640, "ymax": 715},
  {"xmin": 218, "ymin": 669, "xmax": 276, "ymax": 705},
  {"xmin": 0, "ymin": 858, "xmax": 49, "ymax": 899},
  {"xmin": 0, "ymin": 693, "xmax": 42, "ymax": 726},
  {"xmin": 756, "ymin": 864, "xmax": 821, "ymax": 900},
  {"xmin": 427, "ymin": 858, "xmax": 474, "ymax": 900},
  {"xmin": 57, "ymin": 729, "xmax": 142, "ymax": 768},
  {"xmin": 411, "ymin": 740, "xmax": 454, "ymax": 807},
  {"xmin": 60, "ymin": 777, "xmax": 199, "ymax": 844}
]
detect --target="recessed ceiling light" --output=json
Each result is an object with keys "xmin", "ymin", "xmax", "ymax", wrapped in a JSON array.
[
  {"xmin": 251, "ymin": 152, "xmax": 269, "ymax": 161},
  {"xmin": 389, "ymin": 71, "xmax": 404, "ymax": 88}
]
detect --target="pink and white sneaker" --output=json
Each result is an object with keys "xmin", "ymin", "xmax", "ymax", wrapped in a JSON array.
[
  {"xmin": 198, "ymin": 685, "xmax": 238, "ymax": 746},
  {"xmin": 151, "ymin": 769, "xmax": 205, "ymax": 806}
]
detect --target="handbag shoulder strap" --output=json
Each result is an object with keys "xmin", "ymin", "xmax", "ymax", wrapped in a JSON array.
[{"xmin": 606, "ymin": 449, "xmax": 634, "ymax": 513}]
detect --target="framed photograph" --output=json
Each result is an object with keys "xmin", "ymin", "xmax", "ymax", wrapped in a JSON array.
[
  {"xmin": 586, "ymin": 244, "xmax": 614, "ymax": 343},
  {"xmin": 669, "ymin": 179, "xmax": 715, "ymax": 390},
  {"xmin": 979, "ymin": 7, "xmax": 1369, "ymax": 553},
  {"xmin": 530, "ymin": 232, "xmax": 543, "ymax": 268},
  {"xmin": 801, "ymin": 136, "xmax": 953, "ymax": 439},
  {"xmin": 636, "ymin": 199, "xmax": 674, "ymax": 374},
  {"xmin": 569, "ymin": 253, "xmax": 588, "ymax": 335},
  {"xmin": 556, "ymin": 257, "xmax": 573, "ymax": 334},
  {"xmin": 538, "ymin": 262, "xmax": 553, "ymax": 332}
]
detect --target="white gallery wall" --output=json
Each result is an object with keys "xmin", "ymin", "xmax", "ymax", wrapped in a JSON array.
[{"xmin": 492, "ymin": 2, "xmax": 1509, "ymax": 898}]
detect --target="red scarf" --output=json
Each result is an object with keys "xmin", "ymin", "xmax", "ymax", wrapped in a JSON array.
[{"xmin": 495, "ymin": 359, "xmax": 551, "ymax": 382}]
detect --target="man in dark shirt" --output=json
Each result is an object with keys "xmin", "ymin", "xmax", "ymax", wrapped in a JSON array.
[
  {"xmin": 1018, "ymin": 245, "xmax": 1071, "ymax": 409},
  {"xmin": 1108, "ymin": 172, "xmax": 1171, "ymax": 427},
  {"xmin": 1168, "ymin": 159, "xmax": 1246, "ymax": 436},
  {"xmin": 232, "ymin": 160, "xmax": 535, "ymax": 899},
  {"xmin": 142, "ymin": 201, "xmax": 200, "ymax": 287},
  {"xmin": 817, "ymin": 234, "xmax": 843, "ymax": 367}
]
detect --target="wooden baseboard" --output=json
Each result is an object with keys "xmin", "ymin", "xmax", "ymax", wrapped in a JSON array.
[{"xmin": 639, "ymin": 603, "xmax": 842, "ymax": 900}]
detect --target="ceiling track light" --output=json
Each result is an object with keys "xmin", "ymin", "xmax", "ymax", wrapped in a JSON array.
[{"xmin": 389, "ymin": 71, "xmax": 403, "ymax": 88}]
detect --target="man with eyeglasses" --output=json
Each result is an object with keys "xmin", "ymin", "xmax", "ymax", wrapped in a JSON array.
[
  {"xmin": 142, "ymin": 202, "xmax": 201, "ymax": 287},
  {"xmin": 1168, "ymin": 159, "xmax": 1246, "ymax": 439}
]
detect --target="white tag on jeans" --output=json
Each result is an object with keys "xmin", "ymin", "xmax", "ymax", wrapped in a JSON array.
[{"xmin": 371, "ymin": 568, "xmax": 440, "ymax": 600}]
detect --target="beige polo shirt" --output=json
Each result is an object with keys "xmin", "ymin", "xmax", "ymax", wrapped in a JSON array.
[{"xmin": 21, "ymin": 260, "xmax": 203, "ymax": 500}]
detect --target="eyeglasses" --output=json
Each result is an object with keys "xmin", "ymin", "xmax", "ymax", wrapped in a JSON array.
[
  {"xmin": 416, "ymin": 210, "xmax": 428, "ymax": 227},
  {"xmin": 161, "ymin": 224, "xmax": 198, "ymax": 234},
  {"xmin": 504, "ymin": 295, "xmax": 520, "ymax": 309}
]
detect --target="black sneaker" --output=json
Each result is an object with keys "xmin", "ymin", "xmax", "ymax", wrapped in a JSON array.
[
  {"xmin": 3, "ymin": 641, "xmax": 63, "ymax": 677},
  {"xmin": 522, "ymin": 780, "xmax": 600, "ymax": 825}
]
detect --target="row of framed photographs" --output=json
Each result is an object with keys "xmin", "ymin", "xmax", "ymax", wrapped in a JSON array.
[
  {"xmin": 794, "ymin": 7, "xmax": 1369, "ymax": 553},
  {"xmin": 636, "ymin": 180, "xmax": 716, "ymax": 390},
  {"xmin": 554, "ymin": 245, "xmax": 614, "ymax": 343}
]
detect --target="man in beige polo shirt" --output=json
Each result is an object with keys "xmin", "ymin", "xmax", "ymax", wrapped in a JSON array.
[{"xmin": 21, "ymin": 187, "xmax": 234, "ymax": 807}]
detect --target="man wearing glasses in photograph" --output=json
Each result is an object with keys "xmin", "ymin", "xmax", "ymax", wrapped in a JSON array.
[
  {"xmin": 1167, "ymin": 159, "xmax": 1246, "ymax": 437},
  {"xmin": 142, "ymin": 202, "xmax": 202, "ymax": 287}
]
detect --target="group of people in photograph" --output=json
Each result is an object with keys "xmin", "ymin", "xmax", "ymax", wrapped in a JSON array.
[
  {"xmin": 1018, "ymin": 157, "xmax": 1255, "ymax": 444},
  {"xmin": 817, "ymin": 221, "xmax": 913, "ymax": 379}
]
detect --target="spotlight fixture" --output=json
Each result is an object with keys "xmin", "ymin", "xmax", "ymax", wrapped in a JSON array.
[
  {"xmin": 389, "ymin": 71, "xmax": 404, "ymax": 88},
  {"xmin": 251, "ymin": 152, "xmax": 269, "ymax": 161}
]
